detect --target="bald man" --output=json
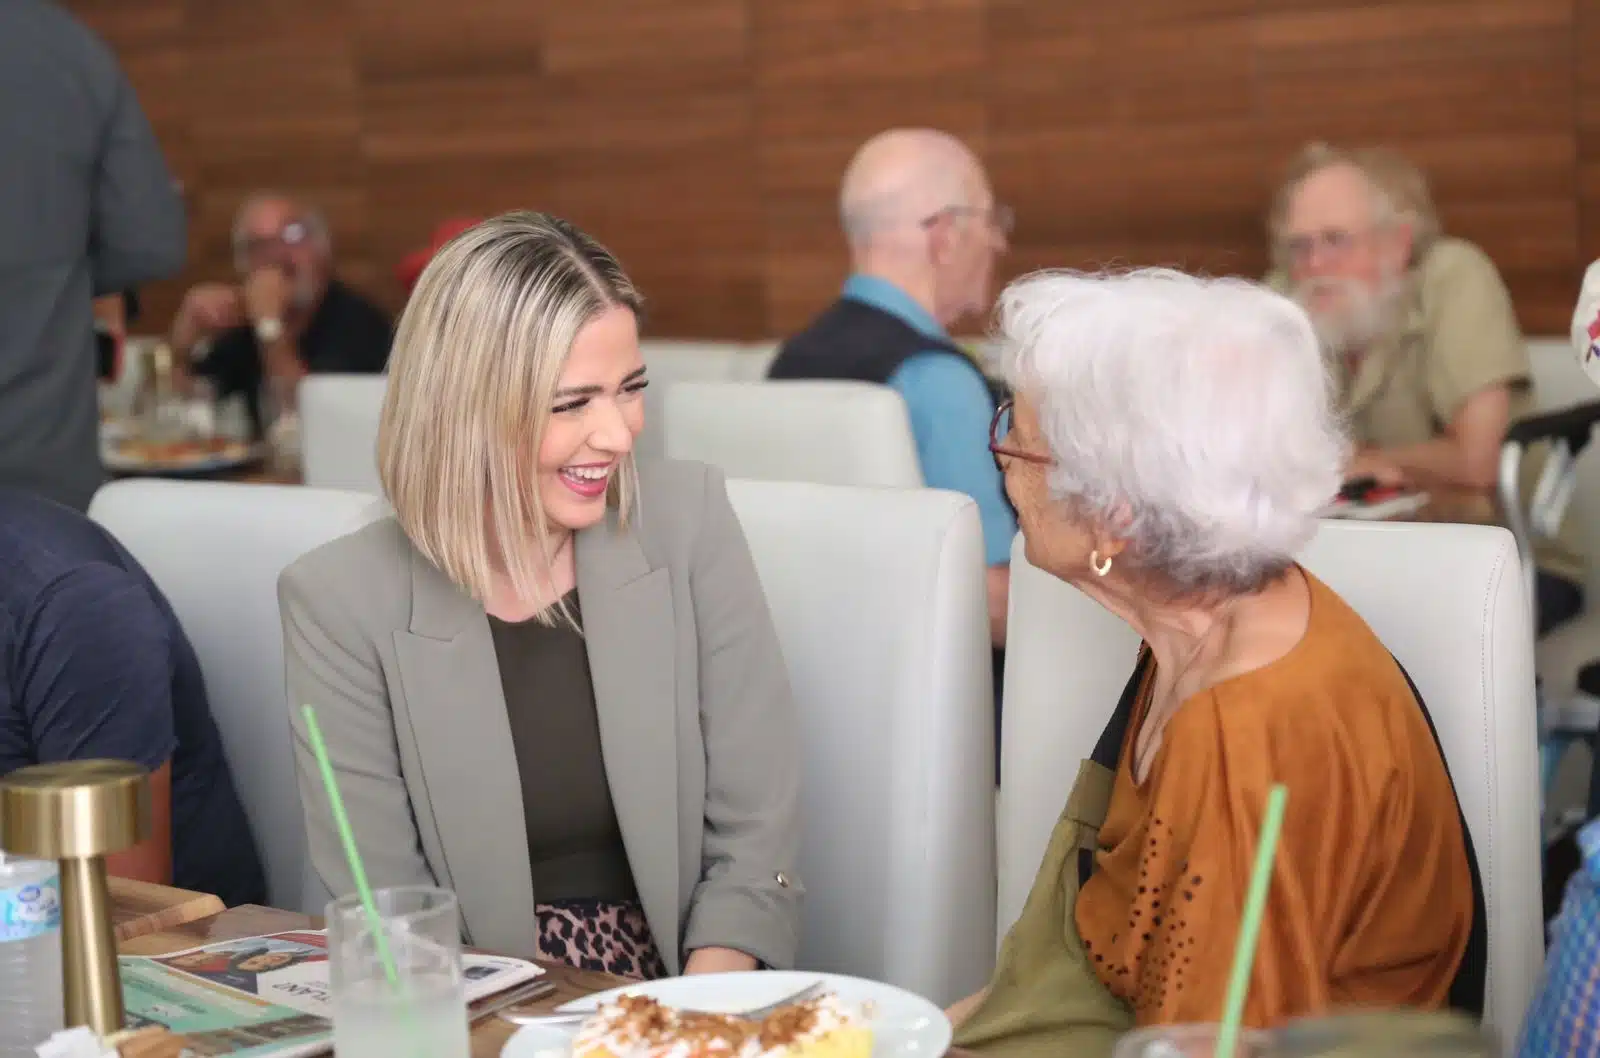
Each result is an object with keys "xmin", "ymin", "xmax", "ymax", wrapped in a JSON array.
[
  {"xmin": 172, "ymin": 192, "xmax": 392, "ymax": 433},
  {"xmin": 769, "ymin": 129, "xmax": 1015, "ymax": 648}
]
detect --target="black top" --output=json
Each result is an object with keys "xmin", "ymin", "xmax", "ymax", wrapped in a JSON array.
[
  {"xmin": 194, "ymin": 279, "xmax": 393, "ymax": 434},
  {"xmin": 0, "ymin": 489, "xmax": 266, "ymax": 907},
  {"xmin": 488, "ymin": 594, "xmax": 637, "ymax": 904},
  {"xmin": 768, "ymin": 297, "xmax": 976, "ymax": 385}
]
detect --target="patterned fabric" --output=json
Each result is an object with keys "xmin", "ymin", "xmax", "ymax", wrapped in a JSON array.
[
  {"xmin": 536, "ymin": 899, "xmax": 668, "ymax": 979},
  {"xmin": 1518, "ymin": 819, "xmax": 1600, "ymax": 1056}
]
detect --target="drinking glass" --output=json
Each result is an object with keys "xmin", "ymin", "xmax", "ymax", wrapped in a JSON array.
[
  {"xmin": 327, "ymin": 886, "xmax": 469, "ymax": 1058},
  {"xmin": 1115, "ymin": 1024, "xmax": 1275, "ymax": 1058},
  {"xmin": 259, "ymin": 375, "xmax": 301, "ymax": 474},
  {"xmin": 1274, "ymin": 1011, "xmax": 1497, "ymax": 1058}
]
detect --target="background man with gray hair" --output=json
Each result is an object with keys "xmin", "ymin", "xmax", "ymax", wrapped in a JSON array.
[
  {"xmin": 0, "ymin": 0, "xmax": 186, "ymax": 510},
  {"xmin": 1271, "ymin": 142, "xmax": 1586, "ymax": 635},
  {"xmin": 768, "ymin": 128, "xmax": 1016, "ymax": 649},
  {"xmin": 172, "ymin": 191, "xmax": 392, "ymax": 434}
]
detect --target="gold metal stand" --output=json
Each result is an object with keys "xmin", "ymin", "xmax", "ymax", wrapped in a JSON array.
[{"xmin": 0, "ymin": 760, "xmax": 151, "ymax": 1037}]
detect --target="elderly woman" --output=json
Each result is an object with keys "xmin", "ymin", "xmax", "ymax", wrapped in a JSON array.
[
  {"xmin": 952, "ymin": 269, "xmax": 1483, "ymax": 1054},
  {"xmin": 280, "ymin": 212, "xmax": 801, "ymax": 977}
]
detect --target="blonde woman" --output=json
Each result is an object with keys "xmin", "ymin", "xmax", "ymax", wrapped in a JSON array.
[{"xmin": 280, "ymin": 212, "xmax": 802, "ymax": 977}]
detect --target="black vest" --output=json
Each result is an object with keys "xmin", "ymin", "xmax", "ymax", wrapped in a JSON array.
[{"xmin": 768, "ymin": 297, "xmax": 977, "ymax": 385}]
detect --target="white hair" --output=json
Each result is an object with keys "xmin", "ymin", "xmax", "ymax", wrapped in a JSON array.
[{"xmin": 998, "ymin": 268, "xmax": 1349, "ymax": 595}]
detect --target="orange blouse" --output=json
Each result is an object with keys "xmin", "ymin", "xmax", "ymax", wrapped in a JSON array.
[{"xmin": 1074, "ymin": 569, "xmax": 1473, "ymax": 1028}]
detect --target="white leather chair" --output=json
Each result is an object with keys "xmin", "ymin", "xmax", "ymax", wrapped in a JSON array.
[
  {"xmin": 997, "ymin": 520, "xmax": 1541, "ymax": 1038},
  {"xmin": 727, "ymin": 479, "xmax": 995, "ymax": 1004},
  {"xmin": 668, "ymin": 381, "xmax": 923, "ymax": 488},
  {"xmin": 298, "ymin": 374, "xmax": 388, "ymax": 493},
  {"xmin": 89, "ymin": 480, "xmax": 383, "ymax": 911}
]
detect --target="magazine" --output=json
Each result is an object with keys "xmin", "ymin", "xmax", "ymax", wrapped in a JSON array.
[{"xmin": 119, "ymin": 930, "xmax": 544, "ymax": 1058}]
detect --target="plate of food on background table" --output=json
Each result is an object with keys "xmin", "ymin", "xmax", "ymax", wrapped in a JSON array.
[{"xmin": 101, "ymin": 421, "xmax": 266, "ymax": 478}]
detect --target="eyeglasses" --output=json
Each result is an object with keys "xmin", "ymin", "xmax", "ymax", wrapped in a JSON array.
[
  {"xmin": 238, "ymin": 220, "xmax": 314, "ymax": 263},
  {"xmin": 923, "ymin": 203, "xmax": 1015, "ymax": 237},
  {"xmin": 1279, "ymin": 227, "xmax": 1371, "ymax": 267},
  {"xmin": 989, "ymin": 399, "xmax": 1052, "ymax": 471}
]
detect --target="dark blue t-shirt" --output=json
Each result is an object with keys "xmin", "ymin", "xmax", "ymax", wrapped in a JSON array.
[{"xmin": 0, "ymin": 489, "xmax": 265, "ymax": 907}]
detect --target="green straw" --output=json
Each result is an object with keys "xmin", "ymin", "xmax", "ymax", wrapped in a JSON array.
[
  {"xmin": 301, "ymin": 704, "xmax": 403, "ymax": 993},
  {"xmin": 1215, "ymin": 784, "xmax": 1289, "ymax": 1058}
]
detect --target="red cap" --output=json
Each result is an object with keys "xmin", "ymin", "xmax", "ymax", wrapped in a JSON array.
[{"xmin": 396, "ymin": 217, "xmax": 482, "ymax": 295}]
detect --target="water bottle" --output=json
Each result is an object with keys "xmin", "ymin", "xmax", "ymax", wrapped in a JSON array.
[{"xmin": 0, "ymin": 854, "xmax": 63, "ymax": 1058}]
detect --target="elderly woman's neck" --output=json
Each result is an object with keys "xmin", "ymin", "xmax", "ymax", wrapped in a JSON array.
[
  {"xmin": 1086, "ymin": 568, "xmax": 1311, "ymax": 699},
  {"xmin": 1127, "ymin": 597, "xmax": 1238, "ymax": 688}
]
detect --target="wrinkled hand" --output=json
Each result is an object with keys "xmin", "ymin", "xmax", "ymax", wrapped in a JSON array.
[
  {"xmin": 243, "ymin": 267, "xmax": 292, "ymax": 325},
  {"xmin": 171, "ymin": 283, "xmax": 243, "ymax": 351},
  {"xmin": 1346, "ymin": 449, "xmax": 1408, "ymax": 488}
]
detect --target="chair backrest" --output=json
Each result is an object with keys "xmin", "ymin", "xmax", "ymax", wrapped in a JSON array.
[
  {"xmin": 89, "ymin": 480, "xmax": 383, "ymax": 911},
  {"xmin": 637, "ymin": 341, "xmax": 778, "ymax": 460},
  {"xmin": 298, "ymin": 374, "xmax": 388, "ymax": 493},
  {"xmin": 998, "ymin": 520, "xmax": 1541, "ymax": 1037},
  {"xmin": 1527, "ymin": 337, "xmax": 1600, "ymax": 599},
  {"xmin": 727, "ymin": 479, "xmax": 995, "ymax": 1004},
  {"xmin": 668, "ymin": 381, "xmax": 923, "ymax": 487}
]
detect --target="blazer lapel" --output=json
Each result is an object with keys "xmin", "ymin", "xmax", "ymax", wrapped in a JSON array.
[
  {"xmin": 392, "ymin": 551, "xmax": 538, "ymax": 959},
  {"xmin": 576, "ymin": 514, "xmax": 682, "ymax": 971}
]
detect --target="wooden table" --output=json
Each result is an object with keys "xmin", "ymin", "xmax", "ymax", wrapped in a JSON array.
[
  {"xmin": 108, "ymin": 876, "xmax": 225, "ymax": 943},
  {"xmin": 1415, "ymin": 486, "xmax": 1498, "ymax": 525},
  {"xmin": 116, "ymin": 902, "xmax": 976, "ymax": 1057}
]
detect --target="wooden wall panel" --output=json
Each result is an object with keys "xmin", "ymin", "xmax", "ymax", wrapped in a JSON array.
[{"xmin": 66, "ymin": 0, "xmax": 1600, "ymax": 339}]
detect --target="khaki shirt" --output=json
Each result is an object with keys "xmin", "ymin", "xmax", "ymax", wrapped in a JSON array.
[{"xmin": 1274, "ymin": 238, "xmax": 1585, "ymax": 583}]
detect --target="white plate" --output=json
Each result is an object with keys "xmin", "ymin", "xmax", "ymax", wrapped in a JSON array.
[
  {"xmin": 500, "ymin": 971, "xmax": 951, "ymax": 1058},
  {"xmin": 101, "ymin": 440, "xmax": 267, "ymax": 476}
]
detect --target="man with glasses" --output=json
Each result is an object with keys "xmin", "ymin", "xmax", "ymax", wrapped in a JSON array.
[
  {"xmin": 769, "ymin": 128, "xmax": 1017, "ymax": 651},
  {"xmin": 1272, "ymin": 142, "xmax": 1586, "ymax": 635},
  {"xmin": 171, "ymin": 192, "xmax": 392, "ymax": 434}
]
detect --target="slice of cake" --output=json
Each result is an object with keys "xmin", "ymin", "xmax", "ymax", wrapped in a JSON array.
[{"xmin": 573, "ymin": 991, "xmax": 873, "ymax": 1058}]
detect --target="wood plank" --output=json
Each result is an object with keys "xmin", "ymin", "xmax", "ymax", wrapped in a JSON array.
[
  {"xmin": 63, "ymin": 0, "xmax": 1600, "ymax": 338},
  {"xmin": 108, "ymin": 877, "xmax": 225, "ymax": 943}
]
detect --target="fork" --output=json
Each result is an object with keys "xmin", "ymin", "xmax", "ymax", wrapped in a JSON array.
[{"xmin": 502, "ymin": 980, "xmax": 827, "ymax": 1027}]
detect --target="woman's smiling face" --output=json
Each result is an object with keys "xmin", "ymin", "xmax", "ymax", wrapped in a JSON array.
[{"xmin": 534, "ymin": 306, "xmax": 648, "ymax": 533}]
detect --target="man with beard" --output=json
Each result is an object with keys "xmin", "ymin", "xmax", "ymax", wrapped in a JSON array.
[
  {"xmin": 1271, "ymin": 143, "xmax": 1586, "ymax": 634},
  {"xmin": 172, "ymin": 192, "xmax": 392, "ymax": 435}
]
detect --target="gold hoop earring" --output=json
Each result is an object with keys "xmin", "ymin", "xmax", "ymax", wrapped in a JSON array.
[{"xmin": 1090, "ymin": 550, "xmax": 1112, "ymax": 577}]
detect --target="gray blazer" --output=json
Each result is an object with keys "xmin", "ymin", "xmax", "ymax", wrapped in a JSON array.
[{"xmin": 280, "ymin": 460, "xmax": 803, "ymax": 971}]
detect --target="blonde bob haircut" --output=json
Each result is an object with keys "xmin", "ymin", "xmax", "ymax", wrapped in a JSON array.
[{"xmin": 378, "ymin": 211, "xmax": 643, "ymax": 613}]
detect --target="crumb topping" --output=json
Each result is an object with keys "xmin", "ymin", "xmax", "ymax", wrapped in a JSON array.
[{"xmin": 576, "ymin": 992, "xmax": 862, "ymax": 1057}]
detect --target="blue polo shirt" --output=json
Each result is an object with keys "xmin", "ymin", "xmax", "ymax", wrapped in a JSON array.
[
  {"xmin": 842, "ymin": 275, "xmax": 1017, "ymax": 566},
  {"xmin": 0, "ymin": 489, "xmax": 265, "ymax": 907}
]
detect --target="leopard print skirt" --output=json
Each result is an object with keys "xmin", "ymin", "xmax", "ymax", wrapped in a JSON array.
[{"xmin": 536, "ymin": 898, "xmax": 668, "ymax": 979}]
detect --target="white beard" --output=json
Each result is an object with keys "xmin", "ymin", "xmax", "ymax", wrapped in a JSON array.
[{"xmin": 1293, "ymin": 273, "xmax": 1404, "ymax": 358}]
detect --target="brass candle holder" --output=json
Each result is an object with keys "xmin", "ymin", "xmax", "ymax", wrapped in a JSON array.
[{"xmin": 0, "ymin": 760, "xmax": 151, "ymax": 1037}]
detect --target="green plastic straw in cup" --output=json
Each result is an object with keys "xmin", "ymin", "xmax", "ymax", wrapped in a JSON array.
[
  {"xmin": 1215, "ymin": 784, "xmax": 1290, "ymax": 1058},
  {"xmin": 301, "ymin": 704, "xmax": 403, "ymax": 993}
]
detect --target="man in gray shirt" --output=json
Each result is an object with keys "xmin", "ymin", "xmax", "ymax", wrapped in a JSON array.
[{"xmin": 0, "ymin": 0, "xmax": 186, "ymax": 510}]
